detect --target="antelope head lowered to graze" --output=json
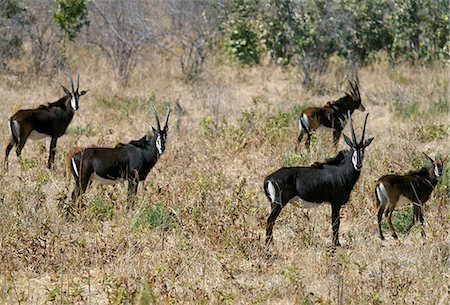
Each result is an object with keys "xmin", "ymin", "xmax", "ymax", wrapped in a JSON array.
[
  {"xmin": 375, "ymin": 154, "xmax": 447, "ymax": 240},
  {"xmin": 297, "ymin": 80, "xmax": 365, "ymax": 149},
  {"xmin": 264, "ymin": 111, "xmax": 373, "ymax": 246},
  {"xmin": 4, "ymin": 72, "xmax": 88, "ymax": 170},
  {"xmin": 69, "ymin": 106, "xmax": 171, "ymax": 206}
]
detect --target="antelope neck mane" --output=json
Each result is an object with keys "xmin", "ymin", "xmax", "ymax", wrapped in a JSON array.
[
  {"xmin": 405, "ymin": 166, "xmax": 431, "ymax": 178},
  {"xmin": 326, "ymin": 95, "xmax": 352, "ymax": 108},
  {"xmin": 312, "ymin": 150, "xmax": 349, "ymax": 168},
  {"xmin": 43, "ymin": 95, "xmax": 71, "ymax": 109}
]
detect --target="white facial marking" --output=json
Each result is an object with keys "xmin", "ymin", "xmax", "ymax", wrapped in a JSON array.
[
  {"xmin": 434, "ymin": 165, "xmax": 440, "ymax": 177},
  {"xmin": 156, "ymin": 135, "xmax": 163, "ymax": 154},
  {"xmin": 267, "ymin": 181, "xmax": 276, "ymax": 203},
  {"xmin": 352, "ymin": 150, "xmax": 359, "ymax": 171},
  {"xmin": 70, "ymin": 96, "xmax": 77, "ymax": 110},
  {"xmin": 71, "ymin": 157, "xmax": 79, "ymax": 178}
]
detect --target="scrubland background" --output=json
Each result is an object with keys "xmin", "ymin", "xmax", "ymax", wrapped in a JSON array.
[{"xmin": 0, "ymin": 0, "xmax": 449, "ymax": 304}]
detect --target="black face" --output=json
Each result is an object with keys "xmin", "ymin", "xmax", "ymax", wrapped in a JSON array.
[
  {"xmin": 155, "ymin": 130, "xmax": 168, "ymax": 155},
  {"xmin": 62, "ymin": 78, "xmax": 88, "ymax": 111},
  {"xmin": 344, "ymin": 136, "xmax": 374, "ymax": 171}
]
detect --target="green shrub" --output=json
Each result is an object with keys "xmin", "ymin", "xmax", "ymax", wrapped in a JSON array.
[
  {"xmin": 135, "ymin": 204, "xmax": 174, "ymax": 231},
  {"xmin": 90, "ymin": 196, "xmax": 115, "ymax": 221},
  {"xmin": 381, "ymin": 207, "xmax": 412, "ymax": 234}
]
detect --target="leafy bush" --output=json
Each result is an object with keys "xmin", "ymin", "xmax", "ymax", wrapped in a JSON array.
[
  {"xmin": 53, "ymin": 0, "xmax": 89, "ymax": 41},
  {"xmin": 135, "ymin": 204, "xmax": 174, "ymax": 231}
]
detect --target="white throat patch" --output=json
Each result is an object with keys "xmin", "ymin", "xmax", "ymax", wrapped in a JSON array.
[
  {"xmin": 434, "ymin": 165, "xmax": 440, "ymax": 177},
  {"xmin": 70, "ymin": 96, "xmax": 77, "ymax": 110},
  {"xmin": 352, "ymin": 151, "xmax": 361, "ymax": 171},
  {"xmin": 156, "ymin": 135, "xmax": 163, "ymax": 154}
]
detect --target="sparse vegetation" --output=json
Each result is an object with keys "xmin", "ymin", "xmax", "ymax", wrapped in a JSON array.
[{"xmin": 0, "ymin": 1, "xmax": 448, "ymax": 304}]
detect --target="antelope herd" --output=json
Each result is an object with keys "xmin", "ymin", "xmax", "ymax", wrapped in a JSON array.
[{"xmin": 3, "ymin": 73, "xmax": 447, "ymax": 247}]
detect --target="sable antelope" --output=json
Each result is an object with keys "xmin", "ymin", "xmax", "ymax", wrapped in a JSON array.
[
  {"xmin": 375, "ymin": 154, "xmax": 447, "ymax": 240},
  {"xmin": 69, "ymin": 106, "xmax": 171, "ymax": 205},
  {"xmin": 264, "ymin": 111, "xmax": 373, "ymax": 246},
  {"xmin": 4, "ymin": 73, "xmax": 88, "ymax": 170},
  {"xmin": 297, "ymin": 80, "xmax": 365, "ymax": 149}
]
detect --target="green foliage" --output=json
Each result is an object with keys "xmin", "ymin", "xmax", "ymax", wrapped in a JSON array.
[
  {"xmin": 414, "ymin": 124, "xmax": 448, "ymax": 142},
  {"xmin": 389, "ymin": 0, "xmax": 448, "ymax": 62},
  {"xmin": 264, "ymin": 0, "xmax": 297, "ymax": 64},
  {"xmin": 53, "ymin": 0, "xmax": 89, "ymax": 41},
  {"xmin": 430, "ymin": 98, "xmax": 449, "ymax": 115},
  {"xmin": 135, "ymin": 204, "xmax": 174, "ymax": 231},
  {"xmin": 221, "ymin": 0, "xmax": 264, "ymax": 65},
  {"xmin": 381, "ymin": 207, "xmax": 412, "ymax": 234},
  {"xmin": 90, "ymin": 196, "xmax": 115, "ymax": 221}
]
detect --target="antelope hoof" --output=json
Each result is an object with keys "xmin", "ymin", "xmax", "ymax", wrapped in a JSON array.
[{"xmin": 392, "ymin": 233, "xmax": 398, "ymax": 240}]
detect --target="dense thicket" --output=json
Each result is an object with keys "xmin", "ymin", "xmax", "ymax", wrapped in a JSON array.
[{"xmin": 0, "ymin": 0, "xmax": 447, "ymax": 85}]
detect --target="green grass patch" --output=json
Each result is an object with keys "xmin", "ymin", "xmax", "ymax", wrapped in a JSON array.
[
  {"xmin": 68, "ymin": 123, "xmax": 95, "ymax": 137},
  {"xmin": 390, "ymin": 100, "xmax": 419, "ymax": 120},
  {"xmin": 381, "ymin": 207, "xmax": 412, "ymax": 234},
  {"xmin": 90, "ymin": 196, "xmax": 115, "ymax": 221},
  {"xmin": 414, "ymin": 124, "xmax": 448, "ymax": 142},
  {"xmin": 134, "ymin": 203, "xmax": 174, "ymax": 231},
  {"xmin": 430, "ymin": 98, "xmax": 449, "ymax": 115},
  {"xmin": 99, "ymin": 94, "xmax": 155, "ymax": 118}
]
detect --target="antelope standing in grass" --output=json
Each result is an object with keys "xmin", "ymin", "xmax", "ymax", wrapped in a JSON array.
[
  {"xmin": 264, "ymin": 112, "xmax": 373, "ymax": 246},
  {"xmin": 297, "ymin": 80, "xmax": 365, "ymax": 149},
  {"xmin": 4, "ymin": 73, "xmax": 88, "ymax": 170},
  {"xmin": 69, "ymin": 106, "xmax": 171, "ymax": 206},
  {"xmin": 375, "ymin": 154, "xmax": 447, "ymax": 240}
]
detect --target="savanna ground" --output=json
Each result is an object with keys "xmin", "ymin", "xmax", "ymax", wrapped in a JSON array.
[{"xmin": 0, "ymin": 52, "xmax": 449, "ymax": 304}]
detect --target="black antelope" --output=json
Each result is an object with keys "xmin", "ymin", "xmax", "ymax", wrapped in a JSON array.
[
  {"xmin": 297, "ymin": 80, "xmax": 365, "ymax": 149},
  {"xmin": 264, "ymin": 112, "xmax": 373, "ymax": 246},
  {"xmin": 69, "ymin": 106, "xmax": 171, "ymax": 205},
  {"xmin": 375, "ymin": 154, "xmax": 447, "ymax": 240},
  {"xmin": 4, "ymin": 73, "xmax": 88, "ymax": 170}
]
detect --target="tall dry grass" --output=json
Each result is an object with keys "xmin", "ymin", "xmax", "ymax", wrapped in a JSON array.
[{"xmin": 0, "ymin": 51, "xmax": 448, "ymax": 304}]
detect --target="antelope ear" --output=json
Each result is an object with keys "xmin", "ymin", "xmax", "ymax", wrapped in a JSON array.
[
  {"xmin": 146, "ymin": 123, "xmax": 156, "ymax": 140},
  {"xmin": 343, "ymin": 134, "xmax": 353, "ymax": 147},
  {"xmin": 363, "ymin": 137, "xmax": 374, "ymax": 147},
  {"xmin": 61, "ymin": 85, "xmax": 71, "ymax": 96},
  {"xmin": 79, "ymin": 89, "xmax": 89, "ymax": 96},
  {"xmin": 423, "ymin": 152, "xmax": 434, "ymax": 164}
]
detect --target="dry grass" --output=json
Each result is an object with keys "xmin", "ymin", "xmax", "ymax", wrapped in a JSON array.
[{"xmin": 0, "ymin": 53, "xmax": 449, "ymax": 304}]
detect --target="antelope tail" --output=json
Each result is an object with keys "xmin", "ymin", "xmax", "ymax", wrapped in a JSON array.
[
  {"xmin": 375, "ymin": 183, "xmax": 387, "ymax": 209},
  {"xmin": 9, "ymin": 119, "xmax": 19, "ymax": 144},
  {"xmin": 300, "ymin": 114, "xmax": 310, "ymax": 133}
]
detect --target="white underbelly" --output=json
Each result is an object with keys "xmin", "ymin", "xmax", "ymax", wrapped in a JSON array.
[
  {"xmin": 290, "ymin": 196, "xmax": 330, "ymax": 208},
  {"xmin": 92, "ymin": 173, "xmax": 118, "ymax": 185},
  {"xmin": 29, "ymin": 130, "xmax": 50, "ymax": 140}
]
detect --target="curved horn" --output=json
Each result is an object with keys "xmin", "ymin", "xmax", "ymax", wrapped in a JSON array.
[
  {"xmin": 65, "ymin": 71, "xmax": 75, "ymax": 93},
  {"xmin": 163, "ymin": 106, "xmax": 171, "ymax": 130},
  {"xmin": 151, "ymin": 105, "xmax": 161, "ymax": 131},
  {"xmin": 348, "ymin": 110, "xmax": 357, "ymax": 144},
  {"xmin": 76, "ymin": 74, "xmax": 80, "ymax": 92},
  {"xmin": 360, "ymin": 113, "xmax": 369, "ymax": 143},
  {"xmin": 355, "ymin": 80, "xmax": 361, "ymax": 100},
  {"xmin": 422, "ymin": 152, "xmax": 434, "ymax": 164},
  {"xmin": 348, "ymin": 80, "xmax": 356, "ymax": 98}
]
